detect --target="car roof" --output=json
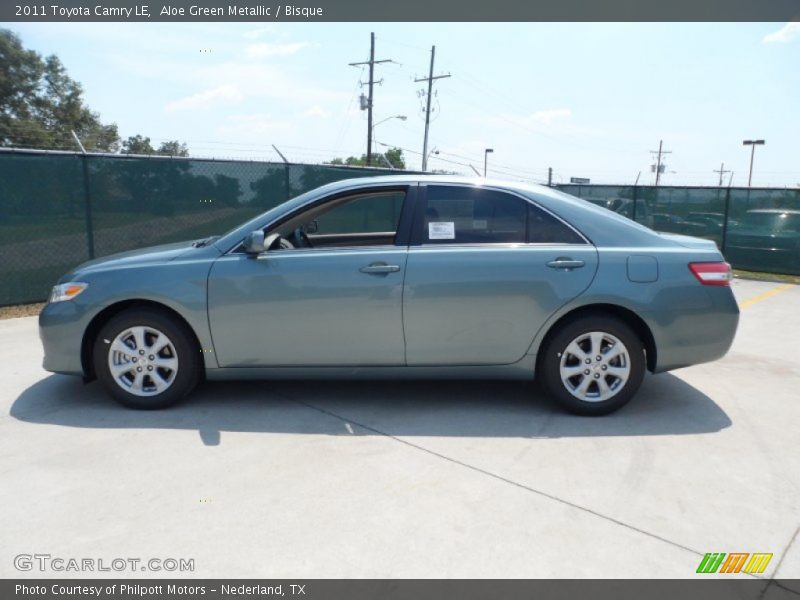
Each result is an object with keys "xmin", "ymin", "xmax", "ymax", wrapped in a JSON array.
[
  {"xmin": 324, "ymin": 174, "xmax": 549, "ymax": 194},
  {"xmin": 214, "ymin": 174, "xmax": 666, "ymax": 251}
]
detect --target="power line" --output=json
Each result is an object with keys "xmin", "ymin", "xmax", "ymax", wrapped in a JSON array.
[
  {"xmin": 414, "ymin": 45, "xmax": 450, "ymax": 172},
  {"xmin": 348, "ymin": 32, "xmax": 394, "ymax": 166}
]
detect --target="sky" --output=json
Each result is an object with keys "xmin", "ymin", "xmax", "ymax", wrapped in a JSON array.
[{"xmin": 5, "ymin": 22, "xmax": 800, "ymax": 187}]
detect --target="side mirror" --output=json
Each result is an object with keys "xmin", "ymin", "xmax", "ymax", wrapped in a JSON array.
[
  {"xmin": 242, "ymin": 230, "xmax": 265, "ymax": 254},
  {"xmin": 305, "ymin": 220, "xmax": 319, "ymax": 234}
]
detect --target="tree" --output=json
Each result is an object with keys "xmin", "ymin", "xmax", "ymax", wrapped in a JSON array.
[
  {"xmin": 384, "ymin": 147, "xmax": 406, "ymax": 169},
  {"xmin": 0, "ymin": 29, "xmax": 119, "ymax": 151},
  {"xmin": 157, "ymin": 140, "xmax": 189, "ymax": 157},
  {"xmin": 327, "ymin": 147, "xmax": 407, "ymax": 170},
  {"xmin": 121, "ymin": 135, "xmax": 155, "ymax": 155},
  {"xmin": 121, "ymin": 136, "xmax": 190, "ymax": 157}
]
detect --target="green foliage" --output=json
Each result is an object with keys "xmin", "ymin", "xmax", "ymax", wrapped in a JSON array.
[
  {"xmin": 1, "ymin": 29, "xmax": 189, "ymax": 157},
  {"xmin": 121, "ymin": 135, "xmax": 155, "ymax": 155},
  {"xmin": 121, "ymin": 136, "xmax": 189, "ymax": 157},
  {"xmin": 0, "ymin": 29, "xmax": 119, "ymax": 151},
  {"xmin": 329, "ymin": 147, "xmax": 407, "ymax": 169},
  {"xmin": 157, "ymin": 140, "xmax": 189, "ymax": 157}
]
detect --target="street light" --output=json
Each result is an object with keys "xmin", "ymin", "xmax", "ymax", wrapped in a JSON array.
[
  {"xmin": 742, "ymin": 139, "xmax": 765, "ymax": 187},
  {"xmin": 372, "ymin": 115, "xmax": 407, "ymax": 155},
  {"xmin": 425, "ymin": 147, "xmax": 439, "ymax": 169},
  {"xmin": 484, "ymin": 148, "xmax": 494, "ymax": 177}
]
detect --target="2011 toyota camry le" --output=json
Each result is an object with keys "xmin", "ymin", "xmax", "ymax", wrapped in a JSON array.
[{"xmin": 39, "ymin": 175, "xmax": 739, "ymax": 415}]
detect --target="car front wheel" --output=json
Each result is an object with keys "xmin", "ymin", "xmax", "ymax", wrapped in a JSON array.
[
  {"xmin": 540, "ymin": 315, "xmax": 645, "ymax": 415},
  {"xmin": 93, "ymin": 308, "xmax": 201, "ymax": 409}
]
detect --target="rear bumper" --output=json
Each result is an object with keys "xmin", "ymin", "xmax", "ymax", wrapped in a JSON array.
[{"xmin": 645, "ymin": 285, "xmax": 739, "ymax": 373}]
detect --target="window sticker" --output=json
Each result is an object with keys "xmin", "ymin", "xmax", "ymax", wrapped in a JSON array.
[
  {"xmin": 428, "ymin": 221, "xmax": 456, "ymax": 240},
  {"xmin": 472, "ymin": 219, "xmax": 488, "ymax": 229}
]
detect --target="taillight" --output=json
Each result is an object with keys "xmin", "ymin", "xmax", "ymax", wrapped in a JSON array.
[{"xmin": 688, "ymin": 262, "xmax": 732, "ymax": 286}]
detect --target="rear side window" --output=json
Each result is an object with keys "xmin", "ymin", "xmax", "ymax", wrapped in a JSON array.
[
  {"xmin": 527, "ymin": 203, "xmax": 585, "ymax": 243},
  {"xmin": 421, "ymin": 185, "xmax": 584, "ymax": 244}
]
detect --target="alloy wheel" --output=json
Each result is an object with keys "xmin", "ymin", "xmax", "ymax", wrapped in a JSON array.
[
  {"xmin": 107, "ymin": 326, "xmax": 179, "ymax": 397},
  {"xmin": 559, "ymin": 331, "xmax": 631, "ymax": 402}
]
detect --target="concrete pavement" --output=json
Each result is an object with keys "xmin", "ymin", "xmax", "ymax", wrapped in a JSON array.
[{"xmin": 0, "ymin": 278, "xmax": 798, "ymax": 582}]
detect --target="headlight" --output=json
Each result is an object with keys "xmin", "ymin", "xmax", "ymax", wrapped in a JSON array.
[{"xmin": 49, "ymin": 282, "xmax": 88, "ymax": 303}]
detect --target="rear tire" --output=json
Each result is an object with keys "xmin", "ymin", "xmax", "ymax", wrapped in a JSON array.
[
  {"xmin": 539, "ymin": 315, "xmax": 645, "ymax": 416},
  {"xmin": 93, "ymin": 308, "xmax": 201, "ymax": 409}
]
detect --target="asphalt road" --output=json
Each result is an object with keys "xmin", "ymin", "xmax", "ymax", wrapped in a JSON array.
[{"xmin": 1, "ymin": 278, "xmax": 798, "ymax": 584}]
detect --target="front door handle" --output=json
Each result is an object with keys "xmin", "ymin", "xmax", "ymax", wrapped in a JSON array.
[
  {"xmin": 359, "ymin": 262, "xmax": 401, "ymax": 274},
  {"xmin": 546, "ymin": 257, "xmax": 586, "ymax": 270}
]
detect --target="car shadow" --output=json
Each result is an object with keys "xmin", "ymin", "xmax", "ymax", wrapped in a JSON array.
[{"xmin": 10, "ymin": 372, "xmax": 731, "ymax": 446}]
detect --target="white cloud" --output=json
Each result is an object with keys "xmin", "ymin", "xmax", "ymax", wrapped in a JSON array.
[
  {"xmin": 521, "ymin": 108, "xmax": 572, "ymax": 126},
  {"xmin": 242, "ymin": 26, "xmax": 281, "ymax": 40},
  {"xmin": 244, "ymin": 42, "xmax": 311, "ymax": 59},
  {"xmin": 164, "ymin": 85, "xmax": 243, "ymax": 112},
  {"xmin": 216, "ymin": 113, "xmax": 294, "ymax": 136},
  {"xmin": 763, "ymin": 22, "xmax": 800, "ymax": 43},
  {"xmin": 299, "ymin": 106, "xmax": 331, "ymax": 118}
]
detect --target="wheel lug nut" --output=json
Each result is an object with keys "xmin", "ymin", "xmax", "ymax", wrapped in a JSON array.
[
  {"xmin": 132, "ymin": 357, "xmax": 137, "ymax": 362},
  {"xmin": 149, "ymin": 355, "xmax": 154, "ymax": 360},
  {"xmin": 596, "ymin": 355, "xmax": 602, "ymax": 361},
  {"xmin": 147, "ymin": 366, "xmax": 153, "ymax": 371},
  {"xmin": 136, "ymin": 367, "xmax": 142, "ymax": 372},
  {"xmin": 602, "ymin": 365, "xmax": 607, "ymax": 370},
  {"xmin": 584, "ymin": 369, "xmax": 590, "ymax": 375},
  {"xmin": 594, "ymin": 373, "xmax": 600, "ymax": 379},
  {"xmin": 139, "ymin": 349, "xmax": 145, "ymax": 355},
  {"xmin": 585, "ymin": 358, "xmax": 591, "ymax": 364}
]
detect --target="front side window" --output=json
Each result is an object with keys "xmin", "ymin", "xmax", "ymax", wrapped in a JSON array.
[
  {"xmin": 420, "ymin": 185, "xmax": 584, "ymax": 245},
  {"xmin": 272, "ymin": 189, "xmax": 405, "ymax": 249}
]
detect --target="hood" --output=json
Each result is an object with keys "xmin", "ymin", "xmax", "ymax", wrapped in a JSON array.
[{"xmin": 62, "ymin": 240, "xmax": 205, "ymax": 280}]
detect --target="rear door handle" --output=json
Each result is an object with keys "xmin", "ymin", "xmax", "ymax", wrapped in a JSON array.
[
  {"xmin": 546, "ymin": 257, "xmax": 586, "ymax": 270},
  {"xmin": 359, "ymin": 262, "xmax": 401, "ymax": 274}
]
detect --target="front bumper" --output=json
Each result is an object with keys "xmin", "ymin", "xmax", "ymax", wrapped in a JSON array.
[{"xmin": 39, "ymin": 301, "xmax": 92, "ymax": 376}]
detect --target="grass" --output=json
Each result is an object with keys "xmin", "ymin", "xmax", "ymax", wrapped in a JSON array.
[
  {"xmin": 0, "ymin": 302, "xmax": 44, "ymax": 320},
  {"xmin": 733, "ymin": 269, "xmax": 800, "ymax": 285}
]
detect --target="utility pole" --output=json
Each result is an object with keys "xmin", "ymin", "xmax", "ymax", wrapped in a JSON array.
[
  {"xmin": 415, "ymin": 45, "xmax": 450, "ymax": 172},
  {"xmin": 547, "ymin": 167, "xmax": 553, "ymax": 187},
  {"xmin": 649, "ymin": 140, "xmax": 672, "ymax": 186},
  {"xmin": 349, "ymin": 32, "xmax": 392, "ymax": 166},
  {"xmin": 713, "ymin": 162, "xmax": 731, "ymax": 187}
]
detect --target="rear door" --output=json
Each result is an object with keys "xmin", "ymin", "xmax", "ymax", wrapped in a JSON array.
[{"xmin": 403, "ymin": 184, "xmax": 598, "ymax": 366}]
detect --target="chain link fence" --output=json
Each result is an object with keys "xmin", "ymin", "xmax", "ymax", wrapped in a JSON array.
[
  {"xmin": 0, "ymin": 149, "xmax": 411, "ymax": 305},
  {"xmin": 555, "ymin": 184, "xmax": 800, "ymax": 275},
  {"xmin": 1, "ymin": 149, "xmax": 798, "ymax": 306}
]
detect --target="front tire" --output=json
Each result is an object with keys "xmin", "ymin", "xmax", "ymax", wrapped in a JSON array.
[
  {"xmin": 539, "ymin": 315, "xmax": 645, "ymax": 416},
  {"xmin": 93, "ymin": 308, "xmax": 201, "ymax": 409}
]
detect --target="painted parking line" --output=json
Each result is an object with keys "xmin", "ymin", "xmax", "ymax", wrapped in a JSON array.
[{"xmin": 738, "ymin": 283, "xmax": 795, "ymax": 311}]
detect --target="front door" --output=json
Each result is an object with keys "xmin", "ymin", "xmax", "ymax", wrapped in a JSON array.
[{"xmin": 208, "ymin": 187, "xmax": 411, "ymax": 367}]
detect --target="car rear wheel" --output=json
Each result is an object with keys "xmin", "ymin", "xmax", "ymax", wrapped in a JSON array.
[
  {"xmin": 93, "ymin": 308, "xmax": 201, "ymax": 409},
  {"xmin": 540, "ymin": 315, "xmax": 645, "ymax": 415}
]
